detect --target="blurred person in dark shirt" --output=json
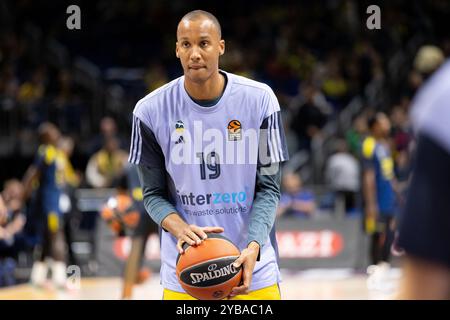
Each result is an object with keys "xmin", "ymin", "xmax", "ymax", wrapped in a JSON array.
[
  {"xmin": 277, "ymin": 172, "xmax": 316, "ymax": 218},
  {"xmin": 0, "ymin": 179, "xmax": 26, "ymax": 287}
]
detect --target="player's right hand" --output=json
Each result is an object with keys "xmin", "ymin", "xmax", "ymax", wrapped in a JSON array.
[{"xmin": 176, "ymin": 225, "xmax": 224, "ymax": 254}]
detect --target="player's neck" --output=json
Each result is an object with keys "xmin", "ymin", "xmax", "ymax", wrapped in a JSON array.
[
  {"xmin": 184, "ymin": 71, "xmax": 225, "ymax": 100},
  {"xmin": 373, "ymin": 134, "xmax": 387, "ymax": 143}
]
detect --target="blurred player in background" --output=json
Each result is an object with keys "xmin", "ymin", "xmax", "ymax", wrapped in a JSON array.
[
  {"xmin": 397, "ymin": 46, "xmax": 450, "ymax": 299},
  {"xmin": 22, "ymin": 122, "xmax": 67, "ymax": 289},
  {"xmin": 99, "ymin": 169, "xmax": 156, "ymax": 299},
  {"xmin": 58, "ymin": 136, "xmax": 81, "ymax": 266},
  {"xmin": 129, "ymin": 10, "xmax": 288, "ymax": 300},
  {"xmin": 121, "ymin": 164, "xmax": 157, "ymax": 299},
  {"xmin": 362, "ymin": 113, "xmax": 398, "ymax": 285}
]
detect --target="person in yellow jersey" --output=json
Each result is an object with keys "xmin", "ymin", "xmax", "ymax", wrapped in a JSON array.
[
  {"xmin": 361, "ymin": 113, "xmax": 399, "ymax": 288},
  {"xmin": 85, "ymin": 136, "xmax": 128, "ymax": 188},
  {"xmin": 22, "ymin": 122, "xmax": 67, "ymax": 289}
]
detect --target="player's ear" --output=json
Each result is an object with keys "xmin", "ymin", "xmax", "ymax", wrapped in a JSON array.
[
  {"xmin": 219, "ymin": 40, "xmax": 225, "ymax": 56},
  {"xmin": 175, "ymin": 43, "xmax": 180, "ymax": 58}
]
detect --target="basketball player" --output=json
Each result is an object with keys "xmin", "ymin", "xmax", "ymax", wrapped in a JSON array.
[
  {"xmin": 128, "ymin": 10, "xmax": 288, "ymax": 300},
  {"xmin": 22, "ymin": 123, "xmax": 67, "ymax": 288},
  {"xmin": 362, "ymin": 113, "xmax": 398, "ymax": 287},
  {"xmin": 396, "ymin": 54, "xmax": 450, "ymax": 299}
]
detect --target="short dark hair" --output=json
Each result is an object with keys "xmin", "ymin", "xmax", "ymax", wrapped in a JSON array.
[
  {"xmin": 367, "ymin": 115, "xmax": 378, "ymax": 130},
  {"xmin": 38, "ymin": 122, "xmax": 58, "ymax": 144},
  {"xmin": 367, "ymin": 112, "xmax": 387, "ymax": 130},
  {"xmin": 180, "ymin": 10, "xmax": 222, "ymax": 38}
]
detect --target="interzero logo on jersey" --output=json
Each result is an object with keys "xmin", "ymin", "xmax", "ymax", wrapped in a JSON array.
[{"xmin": 177, "ymin": 189, "xmax": 247, "ymax": 206}]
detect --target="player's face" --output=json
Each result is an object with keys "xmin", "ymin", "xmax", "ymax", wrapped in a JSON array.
[
  {"xmin": 176, "ymin": 18, "xmax": 225, "ymax": 84},
  {"xmin": 375, "ymin": 113, "xmax": 391, "ymax": 137},
  {"xmin": 47, "ymin": 126, "xmax": 61, "ymax": 145}
]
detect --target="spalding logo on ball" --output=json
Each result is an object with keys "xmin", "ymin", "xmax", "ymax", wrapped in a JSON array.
[{"xmin": 176, "ymin": 234, "xmax": 243, "ymax": 300}]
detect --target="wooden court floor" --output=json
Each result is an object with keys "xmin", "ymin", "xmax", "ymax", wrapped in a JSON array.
[{"xmin": 0, "ymin": 268, "xmax": 401, "ymax": 300}]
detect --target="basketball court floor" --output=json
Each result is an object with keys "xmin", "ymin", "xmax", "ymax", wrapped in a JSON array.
[{"xmin": 0, "ymin": 268, "xmax": 401, "ymax": 300}]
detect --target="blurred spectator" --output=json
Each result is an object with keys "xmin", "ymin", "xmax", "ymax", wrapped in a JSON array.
[
  {"xmin": 50, "ymin": 69, "xmax": 86, "ymax": 136},
  {"xmin": 0, "ymin": 179, "xmax": 26, "ymax": 287},
  {"xmin": 390, "ymin": 105, "xmax": 413, "ymax": 208},
  {"xmin": 144, "ymin": 63, "xmax": 169, "ymax": 92},
  {"xmin": 17, "ymin": 65, "xmax": 48, "ymax": 129},
  {"xmin": 86, "ymin": 136, "xmax": 128, "ymax": 188},
  {"xmin": 321, "ymin": 54, "xmax": 349, "ymax": 110},
  {"xmin": 390, "ymin": 105, "xmax": 412, "ymax": 153},
  {"xmin": 325, "ymin": 138, "xmax": 360, "ymax": 215},
  {"xmin": 290, "ymin": 82, "xmax": 331, "ymax": 150},
  {"xmin": 277, "ymin": 172, "xmax": 316, "ymax": 218},
  {"xmin": 89, "ymin": 116, "xmax": 127, "ymax": 154},
  {"xmin": 0, "ymin": 63, "xmax": 19, "ymax": 111},
  {"xmin": 17, "ymin": 66, "xmax": 46, "ymax": 105},
  {"xmin": 281, "ymin": 110, "xmax": 300, "ymax": 157},
  {"xmin": 346, "ymin": 113, "xmax": 369, "ymax": 156}
]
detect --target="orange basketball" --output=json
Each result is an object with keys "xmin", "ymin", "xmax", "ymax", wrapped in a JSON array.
[
  {"xmin": 100, "ymin": 194, "xmax": 140, "ymax": 235},
  {"xmin": 176, "ymin": 234, "xmax": 242, "ymax": 300}
]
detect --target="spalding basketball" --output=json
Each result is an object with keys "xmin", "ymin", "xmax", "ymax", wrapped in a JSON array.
[{"xmin": 176, "ymin": 234, "xmax": 242, "ymax": 300}]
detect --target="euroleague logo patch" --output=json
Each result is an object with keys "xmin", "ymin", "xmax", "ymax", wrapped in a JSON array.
[{"xmin": 227, "ymin": 120, "xmax": 242, "ymax": 141}]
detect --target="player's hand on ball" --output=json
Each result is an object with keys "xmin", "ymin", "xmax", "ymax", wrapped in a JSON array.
[
  {"xmin": 229, "ymin": 241, "xmax": 260, "ymax": 297},
  {"xmin": 176, "ymin": 225, "xmax": 224, "ymax": 254}
]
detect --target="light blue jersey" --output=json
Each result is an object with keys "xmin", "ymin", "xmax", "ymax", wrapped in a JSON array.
[
  {"xmin": 411, "ymin": 60, "xmax": 450, "ymax": 153},
  {"xmin": 129, "ymin": 71, "xmax": 288, "ymax": 293}
]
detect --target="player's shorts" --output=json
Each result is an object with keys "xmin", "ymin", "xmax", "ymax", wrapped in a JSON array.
[
  {"xmin": 162, "ymin": 283, "xmax": 281, "ymax": 300},
  {"xmin": 29, "ymin": 191, "xmax": 62, "ymax": 235},
  {"xmin": 375, "ymin": 214, "xmax": 394, "ymax": 233}
]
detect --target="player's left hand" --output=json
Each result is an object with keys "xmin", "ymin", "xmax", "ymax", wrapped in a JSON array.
[{"xmin": 229, "ymin": 241, "xmax": 260, "ymax": 297}]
